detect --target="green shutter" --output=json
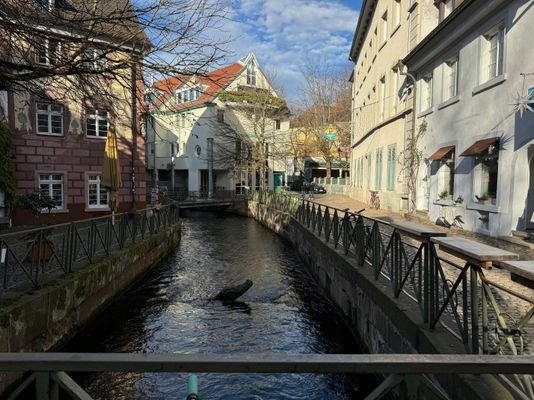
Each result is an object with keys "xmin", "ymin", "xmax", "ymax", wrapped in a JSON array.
[
  {"xmin": 375, "ymin": 148, "xmax": 383, "ymax": 190},
  {"xmin": 387, "ymin": 145, "xmax": 396, "ymax": 191},
  {"xmin": 367, "ymin": 154, "xmax": 372, "ymax": 189}
]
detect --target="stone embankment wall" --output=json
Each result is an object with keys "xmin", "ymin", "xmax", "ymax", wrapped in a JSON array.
[
  {"xmin": 247, "ymin": 201, "xmax": 513, "ymax": 400},
  {"xmin": 0, "ymin": 223, "xmax": 181, "ymax": 394}
]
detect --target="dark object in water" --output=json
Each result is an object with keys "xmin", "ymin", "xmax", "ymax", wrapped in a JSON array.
[{"xmin": 214, "ymin": 279, "xmax": 253, "ymax": 301}]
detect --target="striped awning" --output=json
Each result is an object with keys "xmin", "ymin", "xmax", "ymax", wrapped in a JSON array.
[
  {"xmin": 428, "ymin": 145, "xmax": 455, "ymax": 161},
  {"xmin": 459, "ymin": 137, "xmax": 499, "ymax": 157}
]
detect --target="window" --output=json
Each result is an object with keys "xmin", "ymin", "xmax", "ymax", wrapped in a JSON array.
[
  {"xmin": 443, "ymin": 56, "xmax": 458, "ymax": 100},
  {"xmin": 181, "ymin": 113, "xmax": 186, "ymax": 128},
  {"xmin": 420, "ymin": 73, "xmax": 433, "ymax": 112},
  {"xmin": 387, "ymin": 145, "xmax": 396, "ymax": 191},
  {"xmin": 87, "ymin": 174, "xmax": 108, "ymax": 209},
  {"xmin": 39, "ymin": 173, "xmax": 64, "ymax": 210},
  {"xmin": 34, "ymin": 0, "xmax": 56, "ymax": 11},
  {"xmin": 36, "ymin": 38, "xmax": 61, "ymax": 65},
  {"xmin": 375, "ymin": 148, "xmax": 383, "ymax": 190},
  {"xmin": 86, "ymin": 109, "xmax": 108, "ymax": 138},
  {"xmin": 437, "ymin": 149, "xmax": 455, "ymax": 198},
  {"xmin": 379, "ymin": 76, "xmax": 386, "ymax": 120},
  {"xmin": 474, "ymin": 144, "xmax": 499, "ymax": 202},
  {"xmin": 36, "ymin": 103, "xmax": 63, "ymax": 136},
  {"xmin": 275, "ymin": 119, "xmax": 281, "ymax": 130},
  {"xmin": 480, "ymin": 26, "xmax": 504, "ymax": 83},
  {"xmin": 442, "ymin": 0, "xmax": 453, "ymax": 19},
  {"xmin": 83, "ymin": 47, "xmax": 106, "ymax": 70},
  {"xmin": 392, "ymin": 68, "xmax": 399, "ymax": 113},
  {"xmin": 217, "ymin": 109, "xmax": 225, "ymax": 123},
  {"xmin": 170, "ymin": 142, "xmax": 179, "ymax": 156},
  {"xmin": 195, "ymin": 145, "xmax": 201, "ymax": 157},
  {"xmin": 393, "ymin": 0, "xmax": 401, "ymax": 28},
  {"xmin": 381, "ymin": 12, "xmax": 388, "ymax": 44},
  {"xmin": 247, "ymin": 64, "xmax": 256, "ymax": 86}
]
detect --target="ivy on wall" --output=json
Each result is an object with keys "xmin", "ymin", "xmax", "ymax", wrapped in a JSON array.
[
  {"xmin": 219, "ymin": 87, "xmax": 287, "ymax": 110},
  {"xmin": 0, "ymin": 121, "xmax": 16, "ymax": 207}
]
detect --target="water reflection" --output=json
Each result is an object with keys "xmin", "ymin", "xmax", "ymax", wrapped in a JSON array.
[{"xmin": 65, "ymin": 211, "xmax": 377, "ymax": 399}]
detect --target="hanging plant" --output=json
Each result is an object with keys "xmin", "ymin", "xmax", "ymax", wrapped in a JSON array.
[{"xmin": 0, "ymin": 121, "xmax": 16, "ymax": 207}]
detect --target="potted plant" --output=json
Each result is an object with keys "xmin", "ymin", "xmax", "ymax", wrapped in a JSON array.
[
  {"xmin": 475, "ymin": 193, "xmax": 490, "ymax": 205},
  {"xmin": 454, "ymin": 195, "xmax": 464, "ymax": 204},
  {"xmin": 438, "ymin": 190, "xmax": 449, "ymax": 200}
]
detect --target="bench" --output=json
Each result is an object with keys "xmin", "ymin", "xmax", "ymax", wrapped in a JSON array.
[
  {"xmin": 431, "ymin": 236, "xmax": 519, "ymax": 269},
  {"xmin": 500, "ymin": 261, "xmax": 534, "ymax": 289}
]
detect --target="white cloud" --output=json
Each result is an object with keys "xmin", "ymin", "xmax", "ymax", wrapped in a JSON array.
[{"xmin": 219, "ymin": 0, "xmax": 359, "ymax": 101}]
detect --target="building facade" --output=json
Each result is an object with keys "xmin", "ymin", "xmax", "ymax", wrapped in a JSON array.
[
  {"xmin": 146, "ymin": 54, "xmax": 290, "ymax": 196},
  {"xmin": 349, "ymin": 0, "xmax": 439, "ymax": 212},
  {"xmin": 403, "ymin": 0, "xmax": 534, "ymax": 236},
  {"xmin": 1, "ymin": 0, "xmax": 147, "ymax": 226}
]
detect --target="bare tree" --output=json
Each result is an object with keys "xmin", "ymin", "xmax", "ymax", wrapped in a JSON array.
[
  {"xmin": 214, "ymin": 85, "xmax": 290, "ymax": 190},
  {"xmin": 295, "ymin": 62, "xmax": 352, "ymax": 178},
  {"xmin": 0, "ymin": 0, "xmax": 231, "ymax": 106}
]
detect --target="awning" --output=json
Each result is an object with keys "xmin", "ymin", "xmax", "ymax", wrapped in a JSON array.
[
  {"xmin": 459, "ymin": 137, "xmax": 499, "ymax": 157},
  {"xmin": 428, "ymin": 145, "xmax": 455, "ymax": 161}
]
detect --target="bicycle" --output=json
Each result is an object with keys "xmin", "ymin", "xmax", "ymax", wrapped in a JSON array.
[{"xmin": 369, "ymin": 190, "xmax": 380, "ymax": 209}]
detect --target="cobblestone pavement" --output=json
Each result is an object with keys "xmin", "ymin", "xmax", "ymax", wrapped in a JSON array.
[{"xmin": 310, "ymin": 192, "xmax": 534, "ymax": 358}]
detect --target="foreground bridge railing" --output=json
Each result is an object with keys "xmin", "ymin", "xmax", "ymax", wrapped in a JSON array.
[
  {"xmin": 4, "ymin": 353, "xmax": 534, "ymax": 400},
  {"xmin": 0, "ymin": 205, "xmax": 180, "ymax": 294},
  {"xmin": 251, "ymin": 191, "xmax": 534, "ymax": 398}
]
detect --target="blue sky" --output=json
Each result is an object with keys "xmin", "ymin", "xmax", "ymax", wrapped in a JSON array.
[{"xmin": 221, "ymin": 0, "xmax": 362, "ymax": 100}]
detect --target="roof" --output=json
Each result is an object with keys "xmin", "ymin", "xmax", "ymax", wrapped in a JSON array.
[
  {"xmin": 348, "ymin": 0, "xmax": 376, "ymax": 62},
  {"xmin": 15, "ymin": 0, "xmax": 150, "ymax": 50},
  {"xmin": 151, "ymin": 62, "xmax": 245, "ymax": 112}
]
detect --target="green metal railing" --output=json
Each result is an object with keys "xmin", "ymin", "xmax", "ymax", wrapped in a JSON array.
[
  {"xmin": 0, "ymin": 205, "xmax": 180, "ymax": 293},
  {"xmin": 252, "ymin": 191, "xmax": 534, "ymax": 398},
  {"xmin": 5, "ymin": 353, "xmax": 534, "ymax": 400}
]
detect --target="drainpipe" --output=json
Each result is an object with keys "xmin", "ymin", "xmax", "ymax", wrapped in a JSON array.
[
  {"xmin": 396, "ymin": 61, "xmax": 417, "ymax": 213},
  {"xmin": 131, "ymin": 65, "xmax": 138, "ymax": 209},
  {"xmin": 207, "ymin": 137, "xmax": 214, "ymax": 198}
]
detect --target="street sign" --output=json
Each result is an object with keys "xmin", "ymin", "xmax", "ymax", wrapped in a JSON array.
[{"xmin": 324, "ymin": 127, "xmax": 337, "ymax": 140}]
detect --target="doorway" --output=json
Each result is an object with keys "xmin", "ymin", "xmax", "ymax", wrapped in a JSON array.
[{"xmin": 526, "ymin": 146, "xmax": 534, "ymax": 230}]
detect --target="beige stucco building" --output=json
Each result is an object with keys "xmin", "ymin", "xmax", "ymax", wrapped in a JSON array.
[{"xmin": 349, "ymin": 0, "xmax": 439, "ymax": 212}]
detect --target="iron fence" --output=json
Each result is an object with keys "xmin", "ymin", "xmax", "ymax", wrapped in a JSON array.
[
  {"xmin": 0, "ymin": 205, "xmax": 180, "ymax": 293},
  {"xmin": 4, "ymin": 353, "xmax": 534, "ymax": 400},
  {"xmin": 253, "ymin": 190, "xmax": 534, "ymax": 399}
]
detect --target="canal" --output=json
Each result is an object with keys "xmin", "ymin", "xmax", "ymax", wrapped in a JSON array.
[{"xmin": 65, "ymin": 211, "xmax": 377, "ymax": 399}]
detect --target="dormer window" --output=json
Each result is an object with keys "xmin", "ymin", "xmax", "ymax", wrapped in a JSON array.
[
  {"xmin": 247, "ymin": 64, "xmax": 256, "ymax": 86},
  {"xmin": 175, "ymin": 86, "xmax": 203, "ymax": 103}
]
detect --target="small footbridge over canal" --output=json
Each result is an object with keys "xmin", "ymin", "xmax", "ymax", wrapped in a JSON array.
[{"xmin": 0, "ymin": 191, "xmax": 532, "ymax": 399}]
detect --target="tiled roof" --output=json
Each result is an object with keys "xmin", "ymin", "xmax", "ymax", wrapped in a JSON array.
[{"xmin": 151, "ymin": 62, "xmax": 244, "ymax": 112}]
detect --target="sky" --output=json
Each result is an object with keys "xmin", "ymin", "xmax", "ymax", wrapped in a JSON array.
[{"xmin": 221, "ymin": 0, "xmax": 362, "ymax": 101}]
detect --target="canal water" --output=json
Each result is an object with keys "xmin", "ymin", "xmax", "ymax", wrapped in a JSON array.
[{"xmin": 65, "ymin": 211, "xmax": 377, "ymax": 399}]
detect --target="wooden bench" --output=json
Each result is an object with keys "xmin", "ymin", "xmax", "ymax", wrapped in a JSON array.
[
  {"xmin": 500, "ymin": 261, "xmax": 534, "ymax": 289},
  {"xmin": 431, "ymin": 236, "xmax": 519, "ymax": 269},
  {"xmin": 391, "ymin": 222, "xmax": 447, "ymax": 241}
]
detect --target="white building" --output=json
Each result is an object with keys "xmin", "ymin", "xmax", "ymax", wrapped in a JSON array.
[
  {"xmin": 403, "ymin": 0, "xmax": 534, "ymax": 236},
  {"xmin": 145, "ymin": 54, "xmax": 290, "ymax": 196}
]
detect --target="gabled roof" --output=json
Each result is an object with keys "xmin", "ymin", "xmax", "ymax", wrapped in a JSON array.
[{"xmin": 151, "ymin": 62, "xmax": 245, "ymax": 112}]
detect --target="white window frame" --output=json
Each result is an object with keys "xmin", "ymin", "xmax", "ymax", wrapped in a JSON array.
[
  {"xmin": 87, "ymin": 174, "xmax": 109, "ymax": 210},
  {"xmin": 83, "ymin": 47, "xmax": 107, "ymax": 70},
  {"xmin": 38, "ymin": 173, "xmax": 64, "ymax": 210},
  {"xmin": 473, "ymin": 145, "xmax": 499, "ymax": 203},
  {"xmin": 86, "ymin": 108, "xmax": 109, "ymax": 138},
  {"xmin": 247, "ymin": 64, "xmax": 256, "ymax": 86},
  {"xmin": 419, "ymin": 73, "xmax": 433, "ymax": 113},
  {"xmin": 443, "ymin": 56, "xmax": 459, "ymax": 101},
  {"xmin": 36, "ymin": 103, "xmax": 63, "ymax": 136},
  {"xmin": 379, "ymin": 76, "xmax": 386, "ymax": 120},
  {"xmin": 36, "ymin": 38, "xmax": 61, "ymax": 65},
  {"xmin": 393, "ymin": 0, "xmax": 401, "ymax": 29},
  {"xmin": 480, "ymin": 25, "xmax": 505, "ymax": 84},
  {"xmin": 381, "ymin": 11, "xmax": 388, "ymax": 45}
]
